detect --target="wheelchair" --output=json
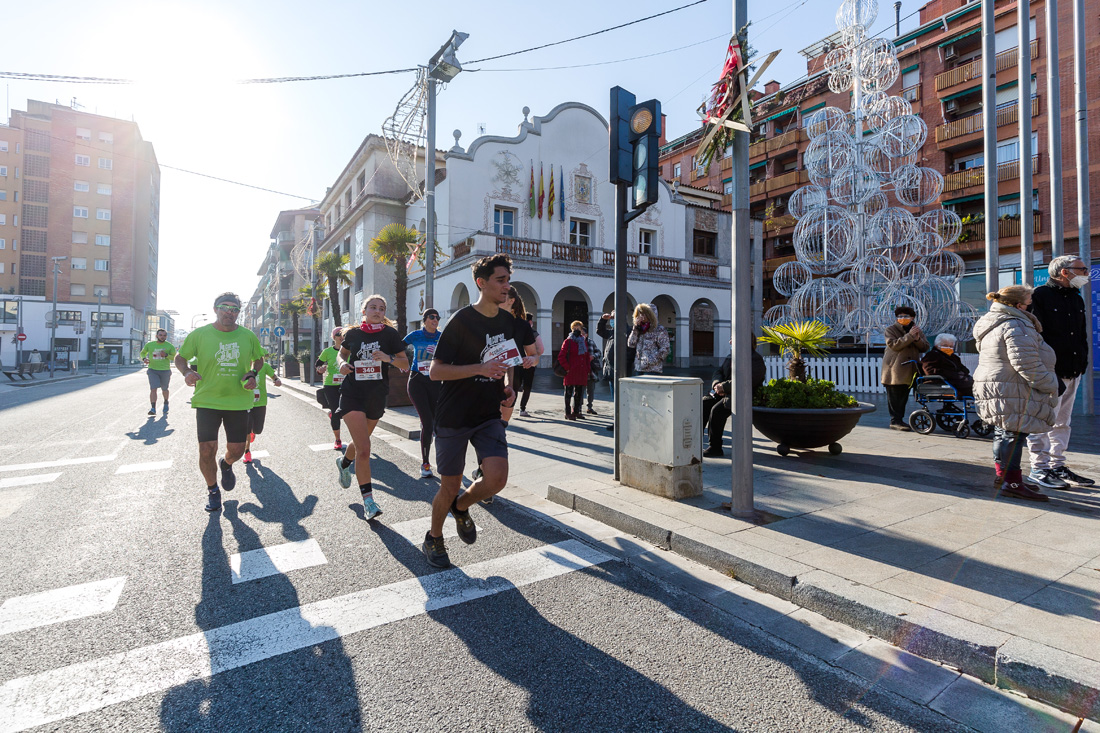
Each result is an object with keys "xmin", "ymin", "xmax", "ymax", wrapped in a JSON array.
[{"xmin": 906, "ymin": 375, "xmax": 993, "ymax": 439}]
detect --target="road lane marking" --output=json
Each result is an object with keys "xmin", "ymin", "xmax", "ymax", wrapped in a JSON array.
[
  {"xmin": 0, "ymin": 473, "xmax": 62, "ymax": 489},
  {"xmin": 310, "ymin": 443, "xmax": 339, "ymax": 452},
  {"xmin": 0, "ymin": 577, "xmax": 126, "ymax": 638},
  {"xmin": 230, "ymin": 539, "xmax": 327, "ymax": 584},
  {"xmin": 0, "ymin": 540, "xmax": 613, "ymax": 732},
  {"xmin": 115, "ymin": 460, "xmax": 173, "ymax": 475},
  {"xmin": 0, "ymin": 455, "xmax": 117, "ymax": 474},
  {"xmin": 389, "ymin": 516, "xmax": 483, "ymax": 545}
]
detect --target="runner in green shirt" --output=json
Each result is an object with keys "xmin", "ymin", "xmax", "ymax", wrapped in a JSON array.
[
  {"xmin": 244, "ymin": 353, "xmax": 282, "ymax": 464},
  {"xmin": 314, "ymin": 327, "xmax": 346, "ymax": 450},
  {"xmin": 139, "ymin": 329, "xmax": 176, "ymax": 416},
  {"xmin": 174, "ymin": 292, "xmax": 264, "ymax": 512}
]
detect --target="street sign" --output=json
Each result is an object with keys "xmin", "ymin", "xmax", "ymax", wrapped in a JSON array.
[
  {"xmin": 16, "ymin": 333, "xmax": 26, "ymax": 342},
  {"xmin": 273, "ymin": 326, "xmax": 286, "ymax": 337},
  {"xmin": 260, "ymin": 327, "xmax": 270, "ymax": 335}
]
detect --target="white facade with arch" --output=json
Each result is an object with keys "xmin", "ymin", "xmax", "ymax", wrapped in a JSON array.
[{"xmin": 406, "ymin": 102, "xmax": 735, "ymax": 367}]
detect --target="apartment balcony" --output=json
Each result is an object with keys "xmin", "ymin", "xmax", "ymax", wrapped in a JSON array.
[
  {"xmin": 766, "ymin": 128, "xmax": 803, "ymax": 154},
  {"xmin": 948, "ymin": 212, "xmax": 1042, "ymax": 254},
  {"xmin": 765, "ymin": 169, "xmax": 809, "ymax": 194},
  {"xmin": 764, "ymin": 214, "xmax": 798, "ymax": 237},
  {"xmin": 935, "ymin": 96, "xmax": 1040, "ymax": 149},
  {"xmin": 749, "ymin": 180, "xmax": 767, "ymax": 198},
  {"xmin": 901, "ymin": 84, "xmax": 920, "ymax": 106},
  {"xmin": 721, "ymin": 193, "xmax": 733, "ymax": 208},
  {"xmin": 935, "ymin": 39, "xmax": 1039, "ymax": 96},
  {"xmin": 444, "ymin": 232, "xmax": 728, "ymax": 283},
  {"xmin": 942, "ymin": 154, "xmax": 1041, "ymax": 194},
  {"xmin": 749, "ymin": 139, "xmax": 768, "ymax": 161},
  {"xmin": 720, "ymin": 156, "xmax": 733, "ymax": 172}
]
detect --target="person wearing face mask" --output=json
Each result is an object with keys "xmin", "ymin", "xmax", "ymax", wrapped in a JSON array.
[
  {"xmin": 1023, "ymin": 255, "xmax": 1096, "ymax": 490},
  {"xmin": 973, "ymin": 285, "xmax": 1058, "ymax": 501},
  {"xmin": 919, "ymin": 333, "xmax": 973, "ymax": 397},
  {"xmin": 881, "ymin": 306, "xmax": 930, "ymax": 430},
  {"xmin": 558, "ymin": 320, "xmax": 592, "ymax": 420}
]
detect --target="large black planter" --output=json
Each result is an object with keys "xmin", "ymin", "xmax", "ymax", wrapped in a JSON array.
[{"xmin": 752, "ymin": 402, "xmax": 876, "ymax": 456}]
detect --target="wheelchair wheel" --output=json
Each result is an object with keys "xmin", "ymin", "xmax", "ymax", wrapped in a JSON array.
[
  {"xmin": 936, "ymin": 413, "xmax": 962, "ymax": 432},
  {"xmin": 972, "ymin": 420, "xmax": 994, "ymax": 438},
  {"xmin": 908, "ymin": 409, "xmax": 935, "ymax": 435},
  {"xmin": 954, "ymin": 420, "xmax": 971, "ymax": 439}
]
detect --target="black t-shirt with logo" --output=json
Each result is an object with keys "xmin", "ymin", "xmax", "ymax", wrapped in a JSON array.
[
  {"xmin": 339, "ymin": 324, "xmax": 406, "ymax": 398},
  {"xmin": 435, "ymin": 306, "xmax": 534, "ymax": 429}
]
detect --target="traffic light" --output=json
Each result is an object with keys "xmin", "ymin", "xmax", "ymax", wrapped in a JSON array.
[
  {"xmin": 628, "ymin": 99, "xmax": 661, "ymax": 210},
  {"xmin": 609, "ymin": 86, "xmax": 635, "ymax": 186}
]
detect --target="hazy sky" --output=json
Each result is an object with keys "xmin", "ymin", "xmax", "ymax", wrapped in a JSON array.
[{"xmin": 4, "ymin": 0, "xmax": 918, "ymax": 329}]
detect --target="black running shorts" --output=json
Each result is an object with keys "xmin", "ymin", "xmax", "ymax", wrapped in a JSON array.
[{"xmin": 195, "ymin": 408, "xmax": 250, "ymax": 444}]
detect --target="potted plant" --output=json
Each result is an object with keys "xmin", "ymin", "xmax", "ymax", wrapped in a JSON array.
[{"xmin": 752, "ymin": 320, "xmax": 875, "ymax": 455}]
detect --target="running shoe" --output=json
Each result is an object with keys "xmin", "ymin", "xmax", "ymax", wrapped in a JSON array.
[
  {"xmin": 334, "ymin": 440, "xmax": 343, "ymax": 451},
  {"xmin": 219, "ymin": 458, "xmax": 236, "ymax": 491},
  {"xmin": 450, "ymin": 496, "xmax": 477, "ymax": 545},
  {"xmin": 362, "ymin": 495, "xmax": 383, "ymax": 520},
  {"xmin": 1028, "ymin": 469, "xmax": 1069, "ymax": 489},
  {"xmin": 420, "ymin": 463, "xmax": 434, "ymax": 478},
  {"xmin": 243, "ymin": 451, "xmax": 252, "ymax": 464},
  {"xmin": 147, "ymin": 407, "xmax": 156, "ymax": 416},
  {"xmin": 471, "ymin": 466, "xmax": 483, "ymax": 483},
  {"xmin": 519, "ymin": 409, "xmax": 531, "ymax": 418},
  {"xmin": 587, "ymin": 407, "xmax": 598, "ymax": 415},
  {"xmin": 422, "ymin": 532, "xmax": 450, "ymax": 568},
  {"xmin": 336, "ymin": 456, "xmax": 354, "ymax": 489},
  {"xmin": 481, "ymin": 495, "xmax": 494, "ymax": 506},
  {"xmin": 1051, "ymin": 467, "xmax": 1096, "ymax": 487},
  {"xmin": 205, "ymin": 488, "xmax": 222, "ymax": 512},
  {"xmin": 163, "ymin": 404, "xmax": 169, "ymax": 415}
]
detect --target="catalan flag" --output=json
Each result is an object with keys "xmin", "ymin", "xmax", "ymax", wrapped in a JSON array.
[
  {"xmin": 538, "ymin": 163, "xmax": 545, "ymax": 219},
  {"xmin": 528, "ymin": 162, "xmax": 535, "ymax": 218},
  {"xmin": 547, "ymin": 163, "xmax": 555, "ymax": 219}
]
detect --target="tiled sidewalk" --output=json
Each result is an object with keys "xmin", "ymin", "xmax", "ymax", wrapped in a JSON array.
[{"xmin": 285, "ymin": 376, "xmax": 1100, "ymax": 722}]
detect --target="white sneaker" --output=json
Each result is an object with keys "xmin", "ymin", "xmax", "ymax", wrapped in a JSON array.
[
  {"xmin": 420, "ymin": 463, "xmax": 434, "ymax": 478},
  {"xmin": 519, "ymin": 410, "xmax": 531, "ymax": 418}
]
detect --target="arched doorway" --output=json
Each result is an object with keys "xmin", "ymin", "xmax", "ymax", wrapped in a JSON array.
[
  {"xmin": 552, "ymin": 286, "xmax": 591, "ymax": 346},
  {"xmin": 689, "ymin": 298, "xmax": 717, "ymax": 359},
  {"xmin": 449, "ymin": 283, "xmax": 470, "ymax": 321},
  {"xmin": 651, "ymin": 294, "xmax": 678, "ymax": 367},
  {"xmin": 511, "ymin": 281, "xmax": 539, "ymax": 320},
  {"xmin": 600, "ymin": 292, "xmax": 638, "ymax": 320}
]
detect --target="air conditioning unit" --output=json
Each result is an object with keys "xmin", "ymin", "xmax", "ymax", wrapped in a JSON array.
[
  {"xmin": 945, "ymin": 99, "xmax": 960, "ymax": 113},
  {"xmin": 944, "ymin": 44, "xmax": 957, "ymax": 60}
]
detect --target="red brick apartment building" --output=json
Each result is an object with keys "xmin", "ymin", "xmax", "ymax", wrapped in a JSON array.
[{"xmin": 659, "ymin": 0, "xmax": 1100, "ymax": 311}]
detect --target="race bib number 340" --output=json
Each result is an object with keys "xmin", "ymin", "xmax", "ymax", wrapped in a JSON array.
[{"xmin": 354, "ymin": 360, "xmax": 382, "ymax": 380}]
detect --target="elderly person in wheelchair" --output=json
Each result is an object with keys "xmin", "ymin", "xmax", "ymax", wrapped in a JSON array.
[{"xmin": 919, "ymin": 333, "xmax": 973, "ymax": 398}]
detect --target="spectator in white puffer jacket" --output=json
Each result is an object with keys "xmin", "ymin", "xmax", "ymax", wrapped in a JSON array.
[{"xmin": 973, "ymin": 284, "xmax": 1059, "ymax": 503}]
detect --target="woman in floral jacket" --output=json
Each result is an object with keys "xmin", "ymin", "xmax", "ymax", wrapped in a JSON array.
[{"xmin": 627, "ymin": 303, "xmax": 670, "ymax": 374}]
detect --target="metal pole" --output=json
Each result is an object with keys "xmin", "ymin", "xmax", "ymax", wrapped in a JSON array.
[
  {"xmin": 49, "ymin": 259, "xmax": 61, "ymax": 377},
  {"xmin": 729, "ymin": 0, "xmax": 754, "ymax": 519},
  {"xmin": 425, "ymin": 70, "xmax": 437, "ymax": 311},
  {"xmin": 94, "ymin": 293, "xmax": 102, "ymax": 373},
  {"xmin": 1018, "ymin": 0, "xmax": 1034, "ymax": 286},
  {"xmin": 981, "ymin": 0, "xmax": 999, "ymax": 295},
  {"xmin": 1072, "ymin": 0, "xmax": 1093, "ymax": 415},
  {"xmin": 894, "ymin": 1, "xmax": 901, "ymax": 37},
  {"xmin": 308, "ymin": 221, "xmax": 319, "ymax": 386},
  {"xmin": 751, "ymin": 220, "xmax": 763, "ymax": 338},
  {"xmin": 1046, "ymin": 0, "xmax": 1064, "ymax": 257},
  {"xmin": 613, "ymin": 182, "xmax": 628, "ymax": 481}
]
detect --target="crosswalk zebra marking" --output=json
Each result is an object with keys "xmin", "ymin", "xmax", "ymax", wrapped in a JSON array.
[
  {"xmin": 0, "ymin": 577, "xmax": 127, "ymax": 638},
  {"xmin": 230, "ymin": 538, "xmax": 327, "ymax": 584},
  {"xmin": 388, "ymin": 516, "xmax": 483, "ymax": 545},
  {"xmin": 0, "ymin": 454, "xmax": 117, "ymax": 474},
  {"xmin": 0, "ymin": 540, "xmax": 613, "ymax": 733},
  {"xmin": 115, "ymin": 460, "xmax": 173, "ymax": 475},
  {"xmin": 0, "ymin": 472, "xmax": 62, "ymax": 489},
  {"xmin": 309, "ymin": 443, "xmax": 340, "ymax": 452}
]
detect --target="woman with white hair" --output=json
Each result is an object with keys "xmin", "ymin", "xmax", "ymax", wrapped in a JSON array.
[
  {"xmin": 626, "ymin": 303, "xmax": 670, "ymax": 374},
  {"xmin": 919, "ymin": 332, "xmax": 974, "ymax": 397}
]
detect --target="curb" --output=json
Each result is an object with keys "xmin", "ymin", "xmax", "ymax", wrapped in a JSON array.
[{"xmin": 547, "ymin": 480, "xmax": 1100, "ymax": 723}]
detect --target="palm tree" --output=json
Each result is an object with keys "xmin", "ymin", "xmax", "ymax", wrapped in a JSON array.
[
  {"xmin": 758, "ymin": 320, "xmax": 833, "ymax": 382},
  {"xmin": 314, "ymin": 252, "xmax": 353, "ymax": 327},
  {"xmin": 297, "ymin": 285, "xmax": 320, "ymax": 355},
  {"xmin": 280, "ymin": 297, "xmax": 307, "ymax": 356},
  {"xmin": 368, "ymin": 223, "xmax": 422, "ymax": 338}
]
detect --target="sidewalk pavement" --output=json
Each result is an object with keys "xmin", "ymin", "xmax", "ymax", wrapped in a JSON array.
[{"xmin": 282, "ymin": 375, "xmax": 1100, "ymax": 723}]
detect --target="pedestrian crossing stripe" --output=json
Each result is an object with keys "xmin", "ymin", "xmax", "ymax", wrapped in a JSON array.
[
  {"xmin": 230, "ymin": 538, "xmax": 327, "ymax": 584},
  {"xmin": 388, "ymin": 516, "xmax": 483, "ymax": 545},
  {"xmin": 0, "ymin": 540, "xmax": 614, "ymax": 733},
  {"xmin": 0, "ymin": 577, "xmax": 126, "ymax": 638},
  {"xmin": 115, "ymin": 461, "xmax": 172, "ymax": 475},
  {"xmin": 246, "ymin": 450, "xmax": 270, "ymax": 459},
  {"xmin": 0, "ymin": 473, "xmax": 62, "ymax": 489},
  {"xmin": 0, "ymin": 454, "xmax": 117, "ymax": 474}
]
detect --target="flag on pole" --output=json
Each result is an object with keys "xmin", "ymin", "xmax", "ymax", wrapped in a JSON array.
[
  {"xmin": 559, "ymin": 166, "xmax": 565, "ymax": 221},
  {"xmin": 528, "ymin": 162, "xmax": 535, "ymax": 218},
  {"xmin": 547, "ymin": 163, "xmax": 555, "ymax": 219},
  {"xmin": 538, "ymin": 163, "xmax": 545, "ymax": 219}
]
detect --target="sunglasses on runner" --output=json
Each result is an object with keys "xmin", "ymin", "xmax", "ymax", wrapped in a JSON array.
[{"xmin": 216, "ymin": 305, "xmax": 240, "ymax": 313}]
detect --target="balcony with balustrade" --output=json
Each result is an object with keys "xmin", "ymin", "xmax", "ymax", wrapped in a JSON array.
[
  {"xmin": 935, "ymin": 95, "xmax": 1040, "ymax": 149},
  {"xmin": 935, "ymin": 39, "xmax": 1039, "ymax": 97},
  {"xmin": 947, "ymin": 212, "xmax": 1043, "ymax": 255},
  {"xmin": 444, "ymin": 232, "xmax": 729, "ymax": 284},
  {"xmin": 942, "ymin": 154, "xmax": 1041, "ymax": 196}
]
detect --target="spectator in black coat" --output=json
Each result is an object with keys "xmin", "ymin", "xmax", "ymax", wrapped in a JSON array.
[
  {"xmin": 597, "ymin": 311, "xmax": 635, "ymax": 401},
  {"xmin": 1025, "ymin": 255, "xmax": 1095, "ymax": 489},
  {"xmin": 919, "ymin": 333, "xmax": 973, "ymax": 397},
  {"xmin": 703, "ymin": 337, "xmax": 767, "ymax": 457}
]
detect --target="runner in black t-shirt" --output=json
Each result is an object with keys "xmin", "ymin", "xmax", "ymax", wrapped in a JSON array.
[
  {"xmin": 422, "ymin": 254, "xmax": 521, "ymax": 568},
  {"xmin": 334, "ymin": 295, "xmax": 409, "ymax": 520}
]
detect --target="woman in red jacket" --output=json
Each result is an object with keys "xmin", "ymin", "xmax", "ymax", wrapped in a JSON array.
[{"xmin": 558, "ymin": 320, "xmax": 592, "ymax": 421}]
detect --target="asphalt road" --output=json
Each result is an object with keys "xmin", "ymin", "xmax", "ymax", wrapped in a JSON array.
[{"xmin": 0, "ymin": 372, "xmax": 970, "ymax": 732}]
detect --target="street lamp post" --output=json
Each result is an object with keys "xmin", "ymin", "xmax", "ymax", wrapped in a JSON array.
[
  {"xmin": 424, "ymin": 30, "xmax": 469, "ymax": 311},
  {"xmin": 49, "ymin": 256, "xmax": 68, "ymax": 377}
]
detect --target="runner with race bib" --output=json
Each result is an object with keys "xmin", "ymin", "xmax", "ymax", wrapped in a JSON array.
[
  {"xmin": 315, "ymin": 327, "xmax": 347, "ymax": 451},
  {"xmin": 404, "ymin": 308, "xmax": 442, "ymax": 478}
]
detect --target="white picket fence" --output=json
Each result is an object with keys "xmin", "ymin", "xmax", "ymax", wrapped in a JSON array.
[{"xmin": 763, "ymin": 353, "xmax": 980, "ymax": 395}]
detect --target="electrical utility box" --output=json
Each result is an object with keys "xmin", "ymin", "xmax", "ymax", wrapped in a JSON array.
[{"xmin": 618, "ymin": 376, "xmax": 703, "ymax": 499}]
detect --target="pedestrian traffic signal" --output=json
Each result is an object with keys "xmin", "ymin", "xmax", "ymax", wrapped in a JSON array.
[
  {"xmin": 628, "ymin": 99, "xmax": 661, "ymax": 210},
  {"xmin": 609, "ymin": 86, "xmax": 635, "ymax": 186}
]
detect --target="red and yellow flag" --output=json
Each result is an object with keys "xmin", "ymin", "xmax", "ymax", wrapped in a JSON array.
[
  {"xmin": 528, "ymin": 162, "xmax": 535, "ymax": 218},
  {"xmin": 547, "ymin": 163, "xmax": 555, "ymax": 218},
  {"xmin": 538, "ymin": 163, "xmax": 545, "ymax": 219}
]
